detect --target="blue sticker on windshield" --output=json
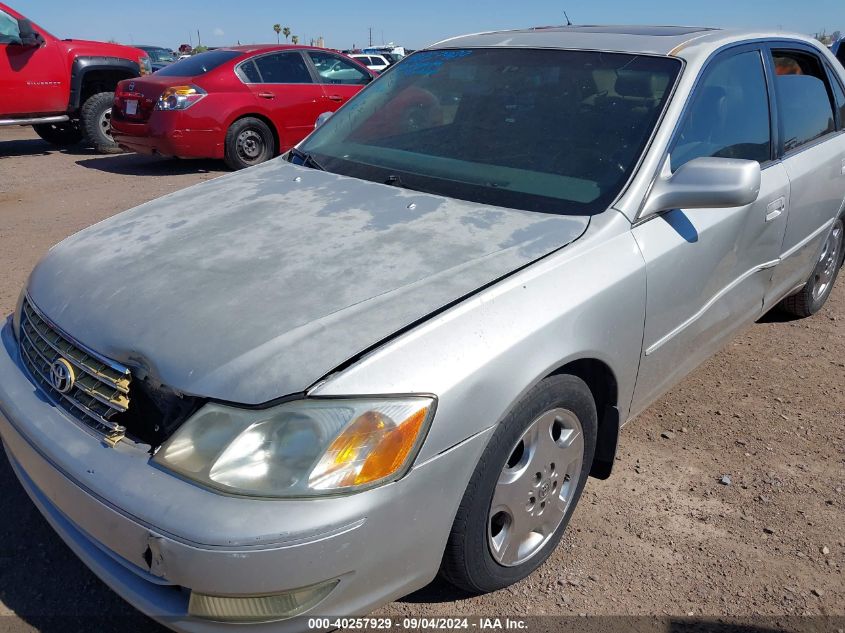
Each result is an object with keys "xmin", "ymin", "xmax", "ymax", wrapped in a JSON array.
[{"xmin": 398, "ymin": 49, "xmax": 474, "ymax": 76}]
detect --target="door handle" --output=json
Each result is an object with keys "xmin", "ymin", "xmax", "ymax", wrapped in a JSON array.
[
  {"xmin": 765, "ymin": 197, "xmax": 786, "ymax": 222},
  {"xmin": 258, "ymin": 92, "xmax": 275, "ymax": 100},
  {"xmin": 326, "ymin": 95, "xmax": 344, "ymax": 102}
]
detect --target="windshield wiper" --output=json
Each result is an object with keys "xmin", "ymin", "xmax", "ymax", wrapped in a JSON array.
[{"xmin": 288, "ymin": 147, "xmax": 325, "ymax": 171}]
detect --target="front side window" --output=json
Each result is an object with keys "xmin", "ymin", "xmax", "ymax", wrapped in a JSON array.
[
  {"xmin": 772, "ymin": 49, "xmax": 836, "ymax": 151},
  {"xmin": 252, "ymin": 52, "xmax": 312, "ymax": 84},
  {"xmin": 308, "ymin": 51, "xmax": 371, "ymax": 85},
  {"xmin": 672, "ymin": 50, "xmax": 771, "ymax": 171},
  {"xmin": 298, "ymin": 48, "xmax": 681, "ymax": 215},
  {"xmin": 0, "ymin": 9, "xmax": 21, "ymax": 45},
  {"xmin": 156, "ymin": 50, "xmax": 242, "ymax": 77}
]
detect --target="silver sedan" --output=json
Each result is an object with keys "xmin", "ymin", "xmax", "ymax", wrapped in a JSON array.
[{"xmin": 1, "ymin": 25, "xmax": 844, "ymax": 631}]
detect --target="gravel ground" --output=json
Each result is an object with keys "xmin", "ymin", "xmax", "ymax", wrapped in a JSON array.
[{"xmin": 0, "ymin": 127, "xmax": 842, "ymax": 632}]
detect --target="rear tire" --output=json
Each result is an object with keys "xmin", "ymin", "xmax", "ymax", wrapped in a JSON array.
[
  {"xmin": 224, "ymin": 117, "xmax": 275, "ymax": 170},
  {"xmin": 779, "ymin": 217, "xmax": 843, "ymax": 318},
  {"xmin": 440, "ymin": 374, "xmax": 597, "ymax": 594},
  {"xmin": 80, "ymin": 92, "xmax": 121, "ymax": 154},
  {"xmin": 33, "ymin": 121, "xmax": 83, "ymax": 147}
]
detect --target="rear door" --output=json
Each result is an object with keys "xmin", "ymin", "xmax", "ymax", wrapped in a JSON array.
[
  {"xmin": 304, "ymin": 50, "xmax": 372, "ymax": 108},
  {"xmin": 0, "ymin": 9, "xmax": 65, "ymax": 117},
  {"xmin": 630, "ymin": 45, "xmax": 791, "ymax": 415},
  {"xmin": 763, "ymin": 43, "xmax": 845, "ymax": 308},
  {"xmin": 238, "ymin": 50, "xmax": 326, "ymax": 150}
]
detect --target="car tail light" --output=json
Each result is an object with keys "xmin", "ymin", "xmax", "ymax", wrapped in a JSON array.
[{"xmin": 156, "ymin": 85, "xmax": 207, "ymax": 111}]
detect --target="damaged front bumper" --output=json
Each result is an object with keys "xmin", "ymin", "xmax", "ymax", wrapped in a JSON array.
[{"xmin": 0, "ymin": 321, "xmax": 491, "ymax": 631}]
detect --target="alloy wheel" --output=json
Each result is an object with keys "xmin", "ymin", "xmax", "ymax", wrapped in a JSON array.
[{"xmin": 811, "ymin": 221, "xmax": 843, "ymax": 303}]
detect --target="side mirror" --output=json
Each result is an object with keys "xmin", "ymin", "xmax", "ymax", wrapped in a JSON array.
[
  {"xmin": 314, "ymin": 111, "xmax": 333, "ymax": 129},
  {"xmin": 640, "ymin": 156, "xmax": 761, "ymax": 218},
  {"xmin": 17, "ymin": 19, "xmax": 43, "ymax": 47}
]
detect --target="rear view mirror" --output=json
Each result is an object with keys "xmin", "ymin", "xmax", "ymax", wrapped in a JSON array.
[
  {"xmin": 315, "ymin": 111, "xmax": 333, "ymax": 129},
  {"xmin": 17, "ymin": 19, "xmax": 43, "ymax": 47},
  {"xmin": 641, "ymin": 156, "xmax": 761, "ymax": 218}
]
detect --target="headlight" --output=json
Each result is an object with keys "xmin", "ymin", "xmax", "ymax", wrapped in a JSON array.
[
  {"xmin": 153, "ymin": 396, "xmax": 435, "ymax": 497},
  {"xmin": 139, "ymin": 54, "xmax": 152, "ymax": 76},
  {"xmin": 155, "ymin": 85, "xmax": 207, "ymax": 111}
]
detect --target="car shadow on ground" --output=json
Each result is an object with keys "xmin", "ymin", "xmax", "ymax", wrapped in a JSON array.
[
  {"xmin": 0, "ymin": 454, "xmax": 168, "ymax": 633},
  {"xmin": 397, "ymin": 577, "xmax": 477, "ymax": 604},
  {"xmin": 757, "ymin": 309, "xmax": 803, "ymax": 324},
  {"xmin": 75, "ymin": 154, "xmax": 226, "ymax": 177},
  {"xmin": 0, "ymin": 137, "xmax": 57, "ymax": 159}
]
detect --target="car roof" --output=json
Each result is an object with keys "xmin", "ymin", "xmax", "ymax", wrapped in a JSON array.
[
  {"xmin": 430, "ymin": 25, "xmax": 821, "ymax": 59},
  {"xmin": 218, "ymin": 44, "xmax": 317, "ymax": 54}
]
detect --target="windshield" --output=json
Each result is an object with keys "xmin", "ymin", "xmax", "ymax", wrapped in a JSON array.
[
  {"xmin": 156, "ymin": 50, "xmax": 241, "ymax": 77},
  {"xmin": 143, "ymin": 47, "xmax": 173, "ymax": 63},
  {"xmin": 298, "ymin": 48, "xmax": 681, "ymax": 215}
]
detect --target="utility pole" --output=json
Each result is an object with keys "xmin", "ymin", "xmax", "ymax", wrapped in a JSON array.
[{"xmin": 368, "ymin": 27, "xmax": 373, "ymax": 47}]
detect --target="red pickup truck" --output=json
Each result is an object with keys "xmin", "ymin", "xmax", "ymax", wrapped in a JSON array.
[{"xmin": 0, "ymin": 3, "xmax": 151, "ymax": 152}]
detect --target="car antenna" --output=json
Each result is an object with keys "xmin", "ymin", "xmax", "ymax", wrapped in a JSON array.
[{"xmin": 564, "ymin": 11, "xmax": 573, "ymax": 26}]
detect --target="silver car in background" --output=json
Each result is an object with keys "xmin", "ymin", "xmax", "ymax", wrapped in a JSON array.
[{"xmin": 1, "ymin": 25, "xmax": 844, "ymax": 631}]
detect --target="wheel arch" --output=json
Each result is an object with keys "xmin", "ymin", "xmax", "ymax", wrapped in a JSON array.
[
  {"xmin": 547, "ymin": 357, "xmax": 620, "ymax": 480},
  {"xmin": 69, "ymin": 57, "xmax": 140, "ymax": 111}
]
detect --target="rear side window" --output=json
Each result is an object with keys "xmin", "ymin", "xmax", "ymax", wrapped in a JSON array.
[
  {"xmin": 252, "ymin": 52, "xmax": 313, "ymax": 83},
  {"xmin": 156, "ymin": 50, "xmax": 241, "ymax": 77},
  {"xmin": 772, "ymin": 50, "xmax": 835, "ymax": 152},
  {"xmin": 672, "ymin": 50, "xmax": 772, "ymax": 171}
]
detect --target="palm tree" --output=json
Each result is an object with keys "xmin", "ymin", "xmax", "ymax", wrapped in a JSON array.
[
  {"xmin": 273, "ymin": 24, "xmax": 281, "ymax": 44},
  {"xmin": 283, "ymin": 27, "xmax": 291, "ymax": 43},
  {"xmin": 291, "ymin": 35, "xmax": 299, "ymax": 45}
]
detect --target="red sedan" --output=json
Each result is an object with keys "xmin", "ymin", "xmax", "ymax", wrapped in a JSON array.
[{"xmin": 111, "ymin": 45, "xmax": 375, "ymax": 169}]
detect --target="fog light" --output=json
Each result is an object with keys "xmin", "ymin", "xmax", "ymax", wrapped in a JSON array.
[{"xmin": 188, "ymin": 579, "xmax": 338, "ymax": 623}]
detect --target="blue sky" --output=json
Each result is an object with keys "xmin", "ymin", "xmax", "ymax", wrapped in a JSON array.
[{"xmin": 22, "ymin": 0, "xmax": 845, "ymax": 51}]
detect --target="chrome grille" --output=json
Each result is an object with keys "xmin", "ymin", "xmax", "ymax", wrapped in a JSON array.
[{"xmin": 19, "ymin": 297, "xmax": 131, "ymax": 434}]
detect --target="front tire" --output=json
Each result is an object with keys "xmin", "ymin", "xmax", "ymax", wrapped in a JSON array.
[
  {"xmin": 224, "ymin": 117, "xmax": 275, "ymax": 170},
  {"xmin": 32, "ymin": 121, "xmax": 83, "ymax": 147},
  {"xmin": 440, "ymin": 374, "xmax": 597, "ymax": 594},
  {"xmin": 80, "ymin": 92, "xmax": 121, "ymax": 154},
  {"xmin": 779, "ymin": 217, "xmax": 843, "ymax": 318}
]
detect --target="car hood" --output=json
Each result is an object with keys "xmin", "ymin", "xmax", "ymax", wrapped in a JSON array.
[{"xmin": 27, "ymin": 160, "xmax": 589, "ymax": 404}]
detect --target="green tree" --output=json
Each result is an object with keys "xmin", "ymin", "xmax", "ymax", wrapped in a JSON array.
[
  {"xmin": 283, "ymin": 27, "xmax": 291, "ymax": 42},
  {"xmin": 291, "ymin": 35, "xmax": 299, "ymax": 45},
  {"xmin": 273, "ymin": 24, "xmax": 281, "ymax": 44}
]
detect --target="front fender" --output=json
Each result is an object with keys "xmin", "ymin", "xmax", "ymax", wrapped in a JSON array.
[
  {"xmin": 69, "ymin": 57, "xmax": 140, "ymax": 110},
  {"xmin": 311, "ymin": 210, "xmax": 646, "ymax": 466}
]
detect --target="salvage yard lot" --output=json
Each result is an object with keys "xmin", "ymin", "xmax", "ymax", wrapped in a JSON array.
[{"xmin": 0, "ymin": 126, "xmax": 842, "ymax": 630}]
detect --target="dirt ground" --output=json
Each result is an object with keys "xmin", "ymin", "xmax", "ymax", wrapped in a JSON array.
[{"xmin": 0, "ymin": 126, "xmax": 842, "ymax": 632}]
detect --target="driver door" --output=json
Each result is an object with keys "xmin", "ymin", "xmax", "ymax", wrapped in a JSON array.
[
  {"xmin": 630, "ymin": 46, "xmax": 791, "ymax": 415},
  {"xmin": 0, "ymin": 9, "xmax": 65, "ymax": 117},
  {"xmin": 304, "ymin": 50, "xmax": 372, "ymax": 109}
]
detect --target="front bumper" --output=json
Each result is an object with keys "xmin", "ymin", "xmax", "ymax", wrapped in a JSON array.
[{"xmin": 0, "ymin": 321, "xmax": 492, "ymax": 631}]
